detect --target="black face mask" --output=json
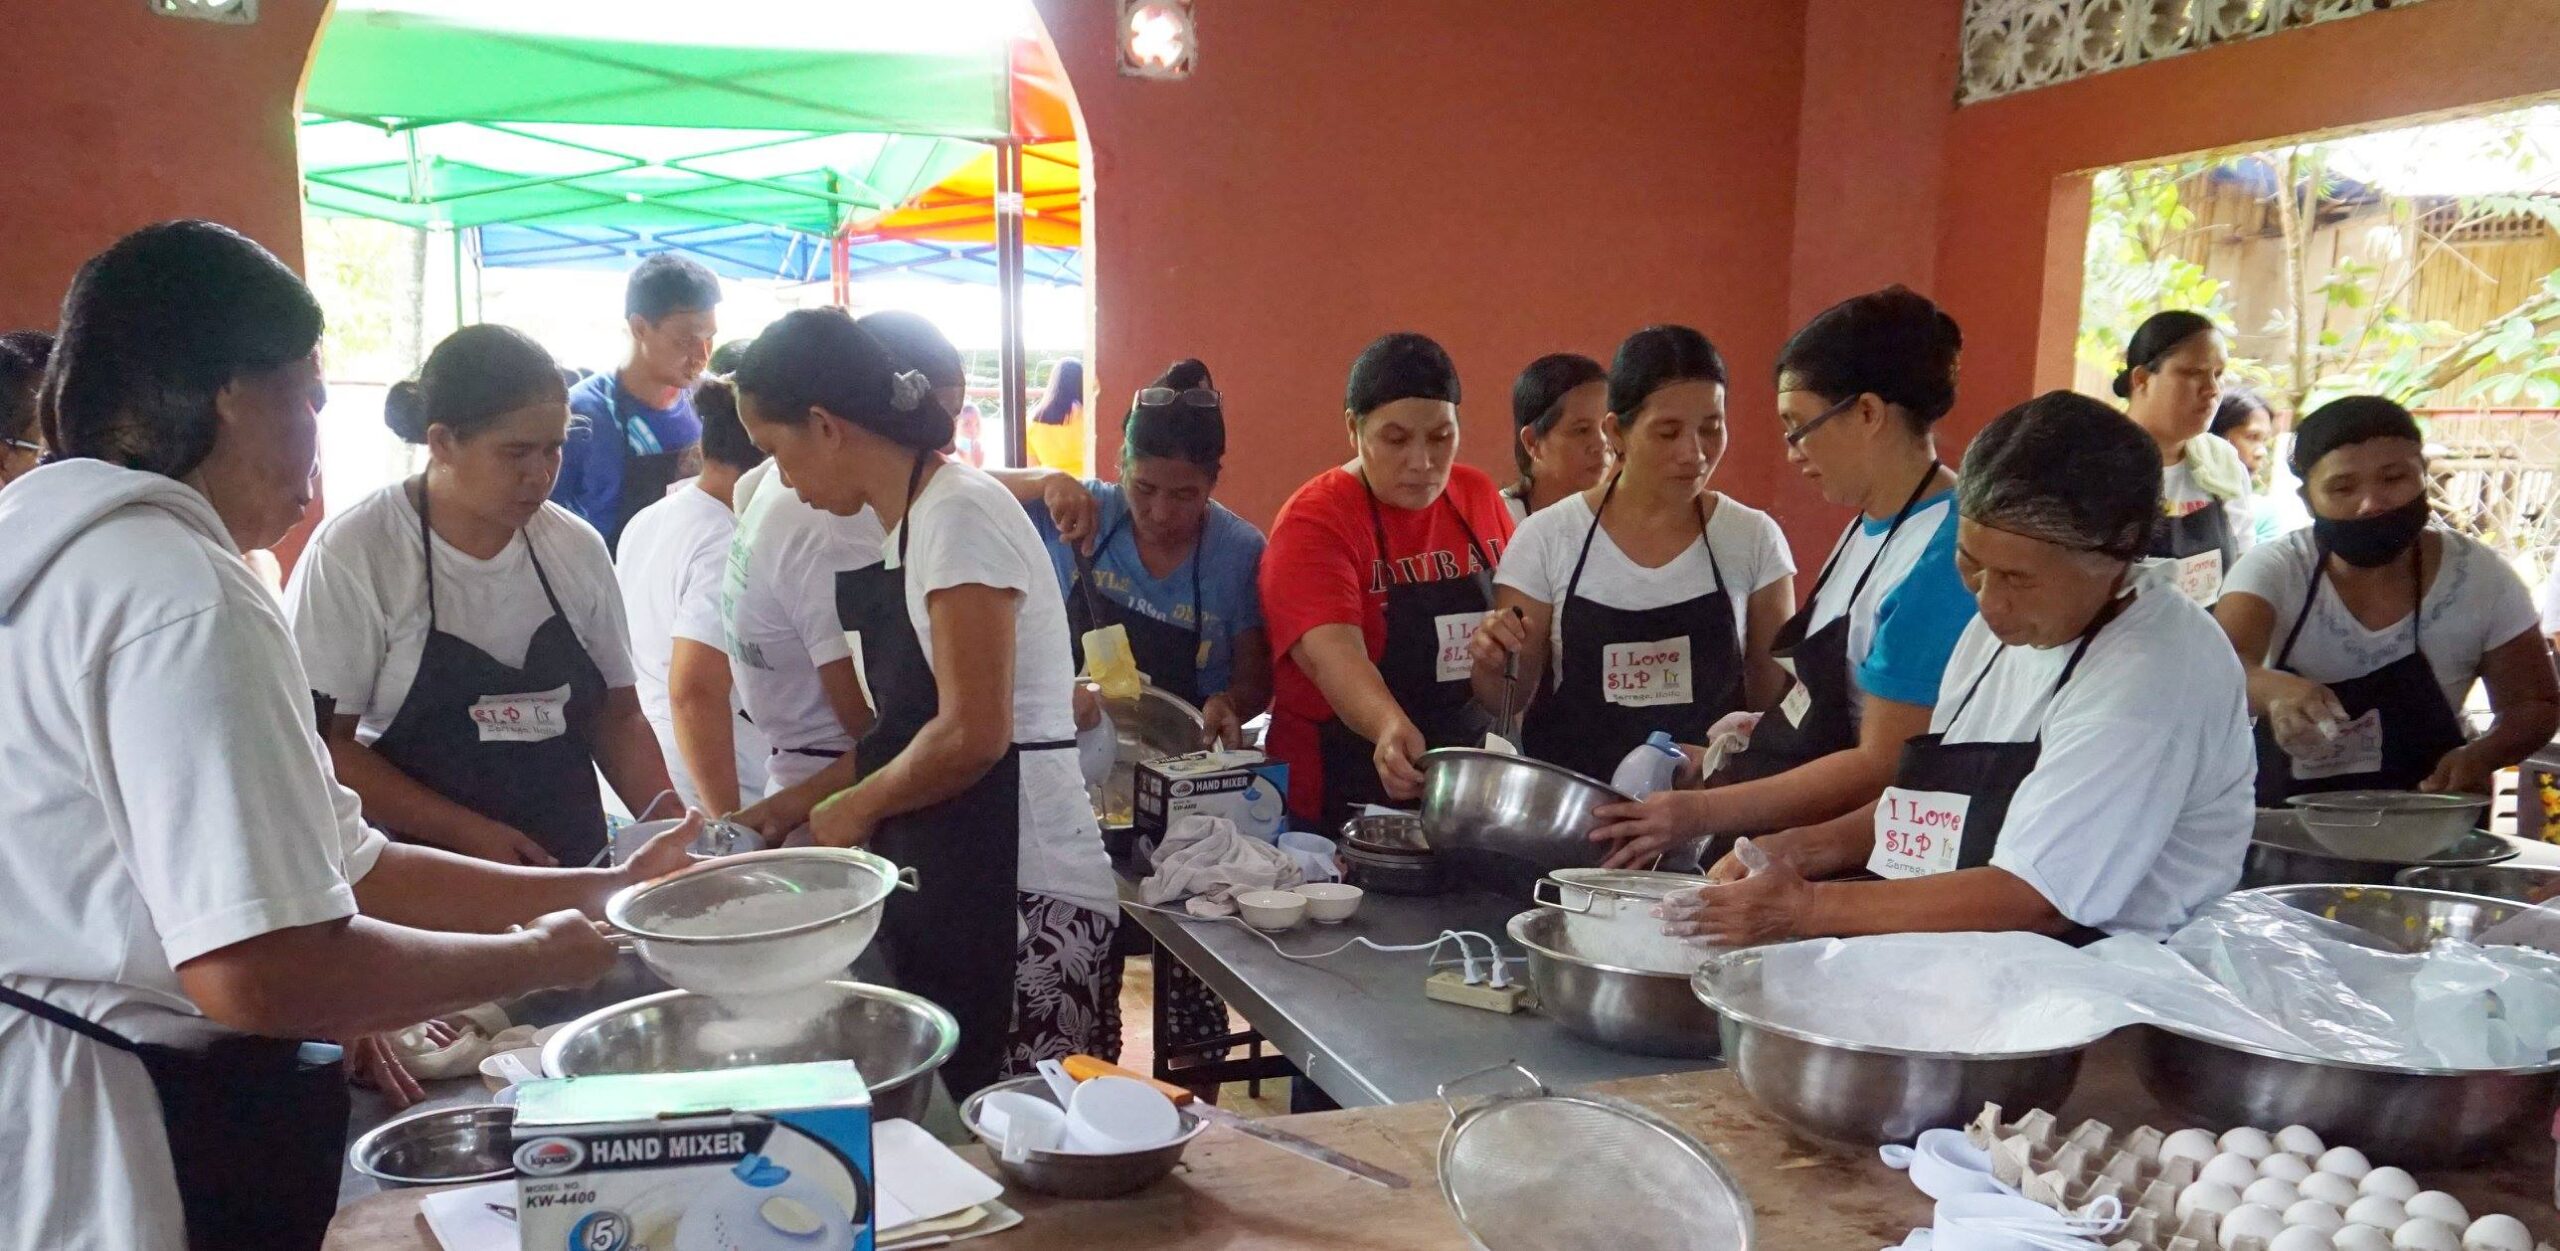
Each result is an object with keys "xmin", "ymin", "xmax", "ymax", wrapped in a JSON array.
[{"xmin": 2313, "ymin": 496, "xmax": 2429, "ymax": 568}]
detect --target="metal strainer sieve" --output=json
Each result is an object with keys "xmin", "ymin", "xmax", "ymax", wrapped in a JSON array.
[
  {"xmin": 1436, "ymin": 1063, "xmax": 1754, "ymax": 1251},
  {"xmin": 605, "ymin": 848, "xmax": 916, "ymax": 1001}
]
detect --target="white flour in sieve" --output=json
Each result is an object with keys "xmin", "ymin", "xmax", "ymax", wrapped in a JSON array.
[{"xmin": 654, "ymin": 887, "xmax": 864, "ymax": 938}]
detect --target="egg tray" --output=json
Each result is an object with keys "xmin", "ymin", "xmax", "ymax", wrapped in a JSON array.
[{"xmin": 1961, "ymin": 1105, "xmax": 2556, "ymax": 1251}]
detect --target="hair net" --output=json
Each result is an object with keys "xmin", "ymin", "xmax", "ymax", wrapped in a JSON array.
[
  {"xmin": 1958, "ymin": 391, "xmax": 2161, "ymax": 561},
  {"xmin": 2290, "ymin": 395, "xmax": 2422, "ymax": 477}
]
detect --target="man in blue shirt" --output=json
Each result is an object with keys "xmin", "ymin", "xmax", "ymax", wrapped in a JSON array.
[{"xmin": 552, "ymin": 255, "xmax": 721, "ymax": 548}]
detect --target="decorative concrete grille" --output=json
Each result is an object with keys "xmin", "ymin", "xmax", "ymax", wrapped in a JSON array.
[{"xmin": 1959, "ymin": 0, "xmax": 2431, "ymax": 104}]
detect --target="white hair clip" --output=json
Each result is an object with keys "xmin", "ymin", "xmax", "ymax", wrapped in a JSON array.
[{"xmin": 888, "ymin": 370, "xmax": 929, "ymax": 413}]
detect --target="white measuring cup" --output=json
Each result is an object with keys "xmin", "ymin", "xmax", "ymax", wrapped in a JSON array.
[
  {"xmin": 975, "ymin": 1091, "xmax": 1067, "ymax": 1162},
  {"xmin": 1063, "ymin": 1075, "xmax": 1181, "ymax": 1153}
]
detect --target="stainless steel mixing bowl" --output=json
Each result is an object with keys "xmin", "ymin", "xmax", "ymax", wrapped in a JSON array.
[
  {"xmin": 1096, "ymin": 685, "xmax": 1209, "ymax": 826},
  {"xmin": 2395, "ymin": 862, "xmax": 2560, "ymax": 904},
  {"xmin": 2246, "ymin": 882, "xmax": 2536, "ymax": 951},
  {"xmin": 540, "ymin": 981, "xmax": 958, "ymax": 1124},
  {"xmin": 1419, "ymin": 748, "xmax": 1630, "ymax": 883},
  {"xmin": 2243, "ymin": 808, "xmax": 2514, "ymax": 888},
  {"xmin": 2132, "ymin": 1023, "xmax": 2560, "ymax": 1167},
  {"xmin": 348, "ymin": 1104, "xmax": 517, "ymax": 1187},
  {"xmin": 1692, "ymin": 948, "xmax": 2097, "ymax": 1144},
  {"xmin": 1507, "ymin": 909, "xmax": 1720, "ymax": 1060},
  {"xmin": 961, "ymin": 1076, "xmax": 1206, "ymax": 1198}
]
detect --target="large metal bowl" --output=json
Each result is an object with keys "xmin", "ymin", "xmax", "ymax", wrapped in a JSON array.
[
  {"xmin": 2243, "ymin": 808, "xmax": 2515, "ymax": 888},
  {"xmin": 1096, "ymin": 685, "xmax": 1209, "ymax": 826},
  {"xmin": 540, "ymin": 981, "xmax": 958, "ymax": 1124},
  {"xmin": 2246, "ymin": 882, "xmax": 2537, "ymax": 951},
  {"xmin": 1508, "ymin": 909, "xmax": 1720, "ymax": 1060},
  {"xmin": 1419, "ymin": 748, "xmax": 1630, "ymax": 888},
  {"xmin": 2396, "ymin": 862, "xmax": 2560, "ymax": 903},
  {"xmin": 2288, "ymin": 790, "xmax": 2491, "ymax": 861},
  {"xmin": 348, "ymin": 1104, "xmax": 516, "ymax": 1187},
  {"xmin": 961, "ymin": 1076, "xmax": 1207, "ymax": 1198},
  {"xmin": 1692, "ymin": 949, "xmax": 2097, "ymax": 1145},
  {"xmin": 2133, "ymin": 1023, "xmax": 2560, "ymax": 1167}
]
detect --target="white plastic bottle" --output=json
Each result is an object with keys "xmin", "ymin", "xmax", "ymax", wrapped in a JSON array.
[{"xmin": 1610, "ymin": 731, "xmax": 1685, "ymax": 799}]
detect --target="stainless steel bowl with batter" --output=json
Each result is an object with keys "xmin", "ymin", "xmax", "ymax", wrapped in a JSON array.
[
  {"xmin": 1419, "ymin": 748, "xmax": 1630, "ymax": 884},
  {"xmin": 540, "ymin": 981, "xmax": 958, "ymax": 1124},
  {"xmin": 2244, "ymin": 882, "xmax": 2538, "ymax": 950},
  {"xmin": 1507, "ymin": 908, "xmax": 1721, "ymax": 1060},
  {"xmin": 2395, "ymin": 862, "xmax": 2560, "ymax": 904}
]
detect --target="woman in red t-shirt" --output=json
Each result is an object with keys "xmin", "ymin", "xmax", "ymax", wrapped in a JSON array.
[{"xmin": 1260, "ymin": 333, "xmax": 1517, "ymax": 828}]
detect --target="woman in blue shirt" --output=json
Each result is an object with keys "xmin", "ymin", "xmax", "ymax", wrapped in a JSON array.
[
  {"xmin": 1033, "ymin": 359, "xmax": 1271, "ymax": 747},
  {"xmin": 1592, "ymin": 287, "xmax": 1979, "ymax": 867}
]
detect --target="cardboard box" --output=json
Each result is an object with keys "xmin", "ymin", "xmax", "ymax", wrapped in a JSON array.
[
  {"xmin": 512, "ymin": 1060, "xmax": 874, "ymax": 1251},
  {"xmin": 1134, "ymin": 750, "xmax": 1290, "ymax": 844}
]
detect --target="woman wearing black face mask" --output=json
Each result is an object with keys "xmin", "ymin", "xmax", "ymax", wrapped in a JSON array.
[{"xmin": 2217, "ymin": 397, "xmax": 2558, "ymax": 800}]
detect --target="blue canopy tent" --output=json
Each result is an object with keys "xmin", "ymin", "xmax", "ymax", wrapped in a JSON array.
[{"xmin": 472, "ymin": 222, "xmax": 1083, "ymax": 287}]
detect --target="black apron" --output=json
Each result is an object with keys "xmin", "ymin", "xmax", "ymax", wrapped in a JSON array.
[
  {"xmin": 835, "ymin": 454, "xmax": 1067, "ymax": 1100},
  {"xmin": 1869, "ymin": 602, "xmax": 2117, "ymax": 946},
  {"xmin": 2252, "ymin": 547, "xmax": 2465, "ymax": 804},
  {"xmin": 2150, "ymin": 484, "xmax": 2238, "ymax": 606},
  {"xmin": 1313, "ymin": 478, "xmax": 1498, "ymax": 831},
  {"xmin": 1519, "ymin": 479, "xmax": 1744, "ymax": 783},
  {"xmin": 0, "ymin": 984, "xmax": 347, "ymax": 1251},
  {"xmin": 1065, "ymin": 512, "xmax": 1207, "ymax": 706},
  {"xmin": 603, "ymin": 384, "xmax": 693, "ymax": 552},
  {"xmin": 368, "ymin": 480, "xmax": 611, "ymax": 866},
  {"xmin": 1729, "ymin": 470, "xmax": 1941, "ymax": 782}
]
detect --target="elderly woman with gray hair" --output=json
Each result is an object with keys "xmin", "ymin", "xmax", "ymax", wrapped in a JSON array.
[{"xmin": 1659, "ymin": 392, "xmax": 2254, "ymax": 945}]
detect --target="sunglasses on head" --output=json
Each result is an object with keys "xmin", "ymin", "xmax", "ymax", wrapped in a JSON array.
[{"xmin": 1135, "ymin": 386, "xmax": 1220, "ymax": 410}]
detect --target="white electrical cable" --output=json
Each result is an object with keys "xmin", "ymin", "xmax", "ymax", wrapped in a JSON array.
[{"xmin": 1119, "ymin": 901, "xmax": 1520, "ymax": 978}]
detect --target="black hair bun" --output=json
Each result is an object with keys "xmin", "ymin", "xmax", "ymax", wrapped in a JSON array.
[{"xmin": 383, "ymin": 379, "xmax": 430, "ymax": 443}]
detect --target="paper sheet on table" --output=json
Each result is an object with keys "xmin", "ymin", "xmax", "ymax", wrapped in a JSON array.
[
  {"xmin": 418, "ymin": 1181, "xmax": 516, "ymax": 1251},
  {"xmin": 881, "ymin": 1199, "xmax": 1025, "ymax": 1249},
  {"xmin": 875, "ymin": 1118, "xmax": 1005, "ymax": 1234}
]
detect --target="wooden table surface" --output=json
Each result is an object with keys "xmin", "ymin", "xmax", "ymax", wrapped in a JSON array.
[{"xmin": 327, "ymin": 1035, "xmax": 2560, "ymax": 1251}]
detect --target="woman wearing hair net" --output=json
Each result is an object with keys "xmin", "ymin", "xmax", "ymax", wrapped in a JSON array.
[{"xmin": 1659, "ymin": 393, "xmax": 2254, "ymax": 944}]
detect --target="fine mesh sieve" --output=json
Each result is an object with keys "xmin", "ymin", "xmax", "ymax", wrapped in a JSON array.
[{"xmin": 1437, "ymin": 1064, "xmax": 1754, "ymax": 1251}]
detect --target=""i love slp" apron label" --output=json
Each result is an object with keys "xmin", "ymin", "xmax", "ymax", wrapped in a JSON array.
[
  {"xmin": 1868, "ymin": 786, "xmax": 1970, "ymax": 879},
  {"xmin": 1601, "ymin": 635, "xmax": 1693, "ymax": 708},
  {"xmin": 1435, "ymin": 613, "xmax": 1479, "ymax": 683},
  {"xmin": 470, "ymin": 684, "xmax": 571, "ymax": 743}
]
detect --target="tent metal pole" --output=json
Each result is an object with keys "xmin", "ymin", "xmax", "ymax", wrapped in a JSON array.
[{"xmin": 998, "ymin": 137, "xmax": 1027, "ymax": 468}]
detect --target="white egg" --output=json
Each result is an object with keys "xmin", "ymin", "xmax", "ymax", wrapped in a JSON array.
[
  {"xmin": 2318, "ymin": 1146, "xmax": 2375, "ymax": 1181},
  {"xmin": 2336, "ymin": 1228, "xmax": 2397, "ymax": 1251},
  {"xmin": 2395, "ymin": 1219, "xmax": 2462, "ymax": 1251},
  {"xmin": 2285, "ymin": 1200, "xmax": 2347, "ymax": 1233},
  {"xmin": 2302, "ymin": 1173, "xmax": 2364, "ymax": 1209},
  {"xmin": 2346, "ymin": 1195, "xmax": 2410, "ymax": 1233},
  {"xmin": 2361, "ymin": 1168, "xmax": 2421, "ymax": 1202},
  {"xmin": 2181, "ymin": 1181, "xmax": 2247, "ymax": 1223},
  {"xmin": 2277, "ymin": 1125, "xmax": 2328, "ymax": 1157},
  {"xmin": 2208, "ymin": 1152, "xmax": 2270, "ymax": 1189},
  {"xmin": 2246, "ymin": 1177, "xmax": 2305, "ymax": 1211},
  {"xmin": 2273, "ymin": 1229, "xmax": 2339, "ymax": 1251},
  {"xmin": 2462, "ymin": 1213, "xmax": 2534, "ymax": 1251},
  {"xmin": 2263, "ymin": 1153, "xmax": 2316, "ymax": 1183},
  {"xmin": 2403, "ymin": 1193, "xmax": 2468, "ymax": 1228},
  {"xmin": 2222, "ymin": 1127, "xmax": 2280, "ymax": 1162},
  {"xmin": 2222, "ymin": 1203, "xmax": 2287, "ymax": 1251},
  {"xmin": 2166, "ymin": 1127, "xmax": 2225, "ymax": 1167}
]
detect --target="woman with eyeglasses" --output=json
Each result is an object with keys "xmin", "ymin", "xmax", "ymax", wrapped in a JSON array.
[
  {"xmin": 2119, "ymin": 311, "xmax": 2254, "ymax": 606},
  {"xmin": 1469, "ymin": 326, "xmax": 1794, "ymax": 795},
  {"xmin": 1031, "ymin": 359, "xmax": 1270, "ymax": 748},
  {"xmin": 1588, "ymin": 289, "xmax": 1974, "ymax": 868},
  {"xmin": 0, "ymin": 330, "xmax": 51, "ymax": 488},
  {"xmin": 1500, "ymin": 353, "xmax": 1612, "ymax": 523}
]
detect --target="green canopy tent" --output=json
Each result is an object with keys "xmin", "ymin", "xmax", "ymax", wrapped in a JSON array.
[{"xmin": 300, "ymin": 0, "xmax": 1056, "ymax": 450}]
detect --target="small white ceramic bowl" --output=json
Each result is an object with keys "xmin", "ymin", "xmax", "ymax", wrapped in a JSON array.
[
  {"xmin": 1235, "ymin": 890, "xmax": 1306, "ymax": 931},
  {"xmin": 1291, "ymin": 883, "xmax": 1365, "ymax": 924}
]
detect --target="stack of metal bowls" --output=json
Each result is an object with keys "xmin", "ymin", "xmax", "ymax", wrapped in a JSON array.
[
  {"xmin": 1506, "ymin": 908, "xmax": 1720, "ymax": 1059},
  {"xmin": 1417, "ymin": 748, "xmax": 1630, "ymax": 893},
  {"xmin": 348, "ymin": 1105, "xmax": 519, "ymax": 1187},
  {"xmin": 1340, "ymin": 811, "xmax": 1444, "ymax": 896},
  {"xmin": 540, "ymin": 981, "xmax": 959, "ymax": 1124},
  {"xmin": 2132, "ymin": 883, "xmax": 2560, "ymax": 1167},
  {"xmin": 2242, "ymin": 806, "xmax": 2514, "ymax": 889},
  {"xmin": 1692, "ymin": 948, "xmax": 2100, "ymax": 1144}
]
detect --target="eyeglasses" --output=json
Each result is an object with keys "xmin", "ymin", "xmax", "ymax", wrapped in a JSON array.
[
  {"xmin": 1782, "ymin": 394, "xmax": 1859, "ymax": 448},
  {"xmin": 3, "ymin": 439, "xmax": 37, "ymax": 456},
  {"xmin": 1135, "ymin": 386, "xmax": 1220, "ymax": 410}
]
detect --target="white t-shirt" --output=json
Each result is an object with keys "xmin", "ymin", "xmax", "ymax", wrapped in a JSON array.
[
  {"xmin": 723, "ymin": 477, "xmax": 887, "ymax": 794},
  {"xmin": 1494, "ymin": 489, "xmax": 1793, "ymax": 690},
  {"xmin": 1929, "ymin": 569, "xmax": 2253, "ymax": 938},
  {"xmin": 2226, "ymin": 526, "xmax": 2541, "ymax": 711},
  {"xmin": 617, "ymin": 480, "xmax": 770, "ymax": 809},
  {"xmin": 0, "ymin": 462, "xmax": 387, "ymax": 1251},
  {"xmin": 287, "ymin": 484, "xmax": 637, "ymax": 742},
  {"xmin": 1804, "ymin": 491, "xmax": 1959, "ymax": 672},
  {"xmin": 887, "ymin": 463, "xmax": 1115, "ymax": 913}
]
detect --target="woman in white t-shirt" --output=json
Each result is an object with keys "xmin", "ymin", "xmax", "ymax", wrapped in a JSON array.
[
  {"xmin": 1498, "ymin": 353, "xmax": 1611, "ymax": 523},
  {"xmin": 2118, "ymin": 311, "xmax": 2254, "ymax": 606},
  {"xmin": 1662, "ymin": 392, "xmax": 2252, "ymax": 943},
  {"xmin": 291, "ymin": 326, "xmax": 673, "ymax": 868},
  {"xmin": 2218, "ymin": 397, "xmax": 2558, "ymax": 801},
  {"xmin": 1470, "ymin": 325, "xmax": 1794, "ymax": 785},
  {"xmin": 733, "ymin": 309, "xmax": 1116, "ymax": 1099}
]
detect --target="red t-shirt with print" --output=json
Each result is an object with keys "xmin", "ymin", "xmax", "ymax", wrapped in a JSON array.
[{"xmin": 1258, "ymin": 463, "xmax": 1515, "ymax": 821}]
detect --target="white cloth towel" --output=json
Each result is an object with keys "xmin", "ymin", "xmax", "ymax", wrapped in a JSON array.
[{"xmin": 1139, "ymin": 816, "xmax": 1304, "ymax": 915}]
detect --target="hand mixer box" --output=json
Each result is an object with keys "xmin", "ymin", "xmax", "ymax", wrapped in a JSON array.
[
  {"xmin": 511, "ymin": 1060, "xmax": 874, "ymax": 1251},
  {"xmin": 1135, "ymin": 750, "xmax": 1290, "ymax": 845}
]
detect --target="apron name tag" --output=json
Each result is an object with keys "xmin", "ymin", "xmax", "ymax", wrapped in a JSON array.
[
  {"xmin": 2291, "ymin": 708, "xmax": 2385, "ymax": 781},
  {"xmin": 2173, "ymin": 549, "xmax": 2224, "ymax": 605},
  {"xmin": 1780, "ymin": 680, "xmax": 1813, "ymax": 727},
  {"xmin": 1434, "ymin": 612, "xmax": 1478, "ymax": 684},
  {"xmin": 1602, "ymin": 635, "xmax": 1694, "ymax": 709},
  {"xmin": 1868, "ymin": 786, "xmax": 1970, "ymax": 879},
  {"xmin": 471, "ymin": 685, "xmax": 572, "ymax": 743}
]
